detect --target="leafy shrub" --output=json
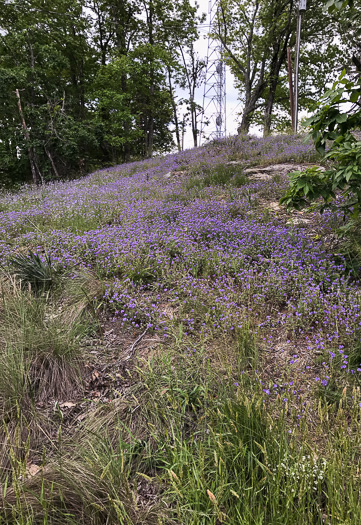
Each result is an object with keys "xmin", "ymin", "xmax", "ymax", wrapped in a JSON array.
[
  {"xmin": 281, "ymin": 137, "xmax": 361, "ymax": 214},
  {"xmin": 231, "ymin": 171, "xmax": 248, "ymax": 187},
  {"xmin": 281, "ymin": 71, "xmax": 361, "ymax": 217}
]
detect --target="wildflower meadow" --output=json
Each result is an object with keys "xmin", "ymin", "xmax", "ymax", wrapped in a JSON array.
[{"xmin": 0, "ymin": 134, "xmax": 360, "ymax": 524}]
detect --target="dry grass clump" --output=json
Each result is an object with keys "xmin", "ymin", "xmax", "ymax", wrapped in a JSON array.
[
  {"xmin": 0, "ymin": 272, "xmax": 168, "ymax": 524},
  {"xmin": 62, "ymin": 269, "xmax": 106, "ymax": 325},
  {"xmin": 76, "ymin": 387, "xmax": 170, "ymax": 471},
  {"xmin": 2, "ymin": 428, "xmax": 165, "ymax": 525},
  {"xmin": 0, "ymin": 274, "xmax": 91, "ymax": 502},
  {"xmin": 79, "ymin": 398, "xmax": 135, "ymax": 440},
  {"xmin": 0, "ymin": 275, "xmax": 88, "ymax": 406},
  {"xmin": 0, "ymin": 416, "xmax": 41, "ymax": 491},
  {"xmin": 0, "ymin": 350, "xmax": 198, "ymax": 524}
]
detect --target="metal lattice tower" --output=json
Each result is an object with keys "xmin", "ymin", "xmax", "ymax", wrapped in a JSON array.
[{"xmin": 200, "ymin": 0, "xmax": 226, "ymax": 144}]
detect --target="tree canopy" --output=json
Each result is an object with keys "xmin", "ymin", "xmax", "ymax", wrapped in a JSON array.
[
  {"xmin": 0, "ymin": 0, "xmax": 200, "ymax": 186},
  {"xmin": 1, "ymin": 0, "xmax": 360, "ymax": 186}
]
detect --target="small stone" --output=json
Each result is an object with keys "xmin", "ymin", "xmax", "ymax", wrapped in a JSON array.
[{"xmin": 287, "ymin": 218, "xmax": 310, "ymax": 226}]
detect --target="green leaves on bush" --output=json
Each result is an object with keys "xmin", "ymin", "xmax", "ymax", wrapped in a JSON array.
[
  {"xmin": 280, "ymin": 166, "xmax": 333, "ymax": 211},
  {"xmin": 281, "ymin": 136, "xmax": 361, "ymax": 215},
  {"xmin": 305, "ymin": 70, "xmax": 361, "ymax": 154},
  {"xmin": 281, "ymin": 71, "xmax": 361, "ymax": 217}
]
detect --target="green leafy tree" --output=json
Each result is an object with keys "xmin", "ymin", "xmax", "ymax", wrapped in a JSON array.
[
  {"xmin": 327, "ymin": 0, "xmax": 361, "ymax": 73},
  {"xmin": 138, "ymin": 0, "xmax": 199, "ymax": 156},
  {"xmin": 0, "ymin": 0, "xmax": 202, "ymax": 184},
  {"xmin": 89, "ymin": 0, "xmax": 200, "ymax": 158},
  {"xmin": 178, "ymin": 43, "xmax": 206, "ymax": 148},
  {"xmin": 215, "ymin": 0, "xmax": 274, "ymax": 134},
  {"xmin": 214, "ymin": 0, "xmax": 342, "ymax": 136},
  {"xmin": 0, "ymin": 0, "xmax": 100, "ymax": 183},
  {"xmin": 94, "ymin": 47, "xmax": 174, "ymax": 160}
]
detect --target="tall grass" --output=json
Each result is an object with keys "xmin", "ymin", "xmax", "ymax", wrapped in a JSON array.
[{"xmin": 4, "ymin": 339, "xmax": 360, "ymax": 524}]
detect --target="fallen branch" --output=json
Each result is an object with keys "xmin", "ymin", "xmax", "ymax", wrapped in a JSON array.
[{"xmin": 126, "ymin": 327, "xmax": 150, "ymax": 360}]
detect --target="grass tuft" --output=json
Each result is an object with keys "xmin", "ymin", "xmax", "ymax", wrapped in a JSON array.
[
  {"xmin": 0, "ymin": 276, "xmax": 88, "ymax": 407},
  {"xmin": 9, "ymin": 250, "xmax": 55, "ymax": 292}
]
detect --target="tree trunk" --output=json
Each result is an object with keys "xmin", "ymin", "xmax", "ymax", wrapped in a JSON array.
[
  {"xmin": 191, "ymin": 114, "xmax": 198, "ymax": 147},
  {"xmin": 263, "ymin": 5, "xmax": 293, "ymax": 136},
  {"xmin": 182, "ymin": 115, "xmax": 186, "ymax": 150},
  {"xmin": 45, "ymin": 146, "xmax": 60, "ymax": 178},
  {"xmin": 167, "ymin": 68, "xmax": 181, "ymax": 151},
  {"xmin": 146, "ymin": 108, "xmax": 154, "ymax": 158},
  {"xmin": 121, "ymin": 73, "xmax": 131, "ymax": 162},
  {"xmin": 192, "ymin": 128, "xmax": 197, "ymax": 147},
  {"xmin": 263, "ymin": 45, "xmax": 291, "ymax": 137},
  {"xmin": 33, "ymin": 151, "xmax": 44, "ymax": 184},
  {"xmin": 15, "ymin": 89, "xmax": 42, "ymax": 185},
  {"xmin": 263, "ymin": 82, "xmax": 276, "ymax": 136},
  {"xmin": 238, "ymin": 78, "xmax": 266, "ymax": 135},
  {"xmin": 191, "ymin": 97, "xmax": 198, "ymax": 147},
  {"xmin": 238, "ymin": 111, "xmax": 252, "ymax": 134}
]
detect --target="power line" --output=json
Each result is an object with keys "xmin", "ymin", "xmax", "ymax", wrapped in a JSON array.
[{"xmin": 227, "ymin": 100, "xmax": 242, "ymax": 120}]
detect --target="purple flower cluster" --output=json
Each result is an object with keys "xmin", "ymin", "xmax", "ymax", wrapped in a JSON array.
[{"xmin": 0, "ymin": 134, "xmax": 359, "ymax": 395}]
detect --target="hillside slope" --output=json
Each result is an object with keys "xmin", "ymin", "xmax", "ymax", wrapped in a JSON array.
[{"xmin": 0, "ymin": 134, "xmax": 360, "ymax": 524}]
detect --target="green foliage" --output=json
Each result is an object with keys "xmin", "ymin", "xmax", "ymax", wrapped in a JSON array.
[
  {"xmin": 185, "ymin": 164, "xmax": 246, "ymax": 191},
  {"xmin": 127, "ymin": 259, "xmax": 159, "ymax": 285},
  {"xmin": 305, "ymin": 72, "xmax": 361, "ymax": 154},
  {"xmin": 326, "ymin": 0, "xmax": 351, "ymax": 9},
  {"xmin": 280, "ymin": 166, "xmax": 333, "ymax": 210},
  {"xmin": 335, "ymin": 215, "xmax": 361, "ymax": 276},
  {"xmin": 281, "ymin": 71, "xmax": 361, "ymax": 217},
  {"xmin": 0, "ymin": 0, "xmax": 200, "ymax": 185},
  {"xmin": 215, "ymin": 0, "xmax": 342, "ymax": 135}
]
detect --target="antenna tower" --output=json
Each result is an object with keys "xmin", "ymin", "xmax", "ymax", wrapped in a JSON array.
[{"xmin": 200, "ymin": 0, "xmax": 226, "ymax": 144}]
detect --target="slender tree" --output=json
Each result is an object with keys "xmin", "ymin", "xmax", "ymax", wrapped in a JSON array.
[
  {"xmin": 178, "ymin": 43, "xmax": 206, "ymax": 147},
  {"xmin": 215, "ymin": 0, "xmax": 342, "ymax": 135}
]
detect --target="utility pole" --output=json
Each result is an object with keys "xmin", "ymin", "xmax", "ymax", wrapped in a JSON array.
[
  {"xmin": 200, "ymin": 0, "xmax": 226, "ymax": 144},
  {"xmin": 294, "ymin": 0, "xmax": 307, "ymax": 133},
  {"xmin": 287, "ymin": 48, "xmax": 295, "ymax": 132}
]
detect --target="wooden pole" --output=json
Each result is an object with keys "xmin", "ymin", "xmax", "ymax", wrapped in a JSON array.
[
  {"xmin": 294, "ymin": 11, "xmax": 302, "ymax": 133},
  {"xmin": 287, "ymin": 48, "xmax": 295, "ymax": 133}
]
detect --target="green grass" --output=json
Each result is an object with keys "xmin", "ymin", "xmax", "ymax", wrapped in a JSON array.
[
  {"xmin": 3, "ymin": 341, "xmax": 360, "ymax": 524},
  {"xmin": 0, "ymin": 305, "xmax": 361, "ymax": 524},
  {"xmin": 0, "ymin": 275, "xmax": 94, "ymax": 416},
  {"xmin": 1, "ymin": 136, "xmax": 361, "ymax": 524},
  {"xmin": 184, "ymin": 164, "xmax": 247, "ymax": 192},
  {"xmin": 8, "ymin": 250, "xmax": 55, "ymax": 292}
]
